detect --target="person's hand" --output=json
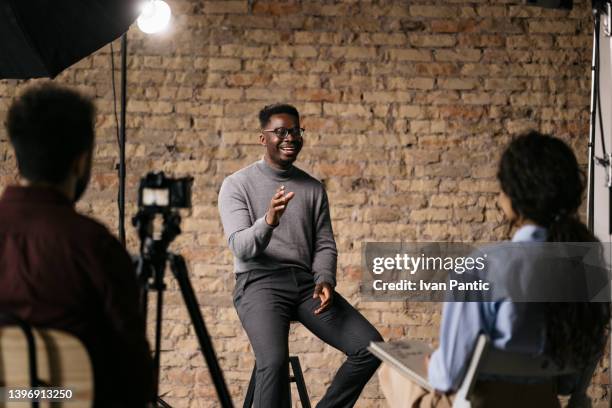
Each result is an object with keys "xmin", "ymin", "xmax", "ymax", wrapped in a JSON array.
[
  {"xmin": 265, "ymin": 185, "xmax": 294, "ymax": 226},
  {"xmin": 313, "ymin": 282, "xmax": 333, "ymax": 315}
]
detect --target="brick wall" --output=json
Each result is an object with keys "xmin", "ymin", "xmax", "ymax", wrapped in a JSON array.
[{"xmin": 0, "ymin": 1, "xmax": 606, "ymax": 406}]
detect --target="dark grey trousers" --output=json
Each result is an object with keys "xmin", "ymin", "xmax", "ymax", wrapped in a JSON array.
[{"xmin": 233, "ymin": 268, "xmax": 383, "ymax": 408}]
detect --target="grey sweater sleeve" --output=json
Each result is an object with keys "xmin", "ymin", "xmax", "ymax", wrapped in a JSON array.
[
  {"xmin": 311, "ymin": 189, "xmax": 338, "ymax": 286},
  {"xmin": 218, "ymin": 177, "xmax": 274, "ymax": 261}
]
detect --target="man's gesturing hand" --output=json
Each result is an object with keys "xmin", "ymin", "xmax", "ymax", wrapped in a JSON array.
[
  {"xmin": 313, "ymin": 282, "xmax": 333, "ymax": 315},
  {"xmin": 265, "ymin": 185, "xmax": 295, "ymax": 226}
]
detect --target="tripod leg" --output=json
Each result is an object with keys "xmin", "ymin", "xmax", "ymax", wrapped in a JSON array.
[
  {"xmin": 135, "ymin": 257, "xmax": 150, "ymax": 321},
  {"xmin": 153, "ymin": 278, "xmax": 165, "ymax": 398},
  {"xmin": 169, "ymin": 254, "xmax": 234, "ymax": 408},
  {"xmin": 156, "ymin": 396, "xmax": 173, "ymax": 408}
]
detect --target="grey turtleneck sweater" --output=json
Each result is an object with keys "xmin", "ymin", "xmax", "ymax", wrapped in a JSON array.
[{"xmin": 218, "ymin": 159, "xmax": 337, "ymax": 286}]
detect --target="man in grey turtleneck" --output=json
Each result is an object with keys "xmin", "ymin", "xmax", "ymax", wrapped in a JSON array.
[{"xmin": 218, "ymin": 104, "xmax": 382, "ymax": 408}]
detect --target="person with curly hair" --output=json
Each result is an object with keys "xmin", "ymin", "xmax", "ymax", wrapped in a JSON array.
[
  {"xmin": 379, "ymin": 131, "xmax": 610, "ymax": 408},
  {"xmin": 0, "ymin": 83, "xmax": 153, "ymax": 407}
]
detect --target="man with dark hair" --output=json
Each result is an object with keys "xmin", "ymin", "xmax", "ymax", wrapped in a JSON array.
[
  {"xmin": 0, "ymin": 83, "xmax": 153, "ymax": 407},
  {"xmin": 219, "ymin": 103, "xmax": 382, "ymax": 408}
]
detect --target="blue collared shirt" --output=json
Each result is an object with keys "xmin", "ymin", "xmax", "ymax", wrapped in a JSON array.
[{"xmin": 428, "ymin": 224, "xmax": 551, "ymax": 392}]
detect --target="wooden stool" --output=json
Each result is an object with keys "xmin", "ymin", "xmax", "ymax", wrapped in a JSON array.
[{"xmin": 243, "ymin": 355, "xmax": 311, "ymax": 408}]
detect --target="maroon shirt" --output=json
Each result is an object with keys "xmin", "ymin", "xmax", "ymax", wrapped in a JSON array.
[{"xmin": 0, "ymin": 186, "xmax": 153, "ymax": 407}]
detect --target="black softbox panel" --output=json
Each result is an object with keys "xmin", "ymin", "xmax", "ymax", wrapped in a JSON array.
[{"xmin": 526, "ymin": 0, "xmax": 573, "ymax": 9}]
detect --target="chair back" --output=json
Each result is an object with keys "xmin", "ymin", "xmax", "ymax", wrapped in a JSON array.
[
  {"xmin": 452, "ymin": 334, "xmax": 594, "ymax": 408},
  {"xmin": 0, "ymin": 324, "xmax": 93, "ymax": 408}
]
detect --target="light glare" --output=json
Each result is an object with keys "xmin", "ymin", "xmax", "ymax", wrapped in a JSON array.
[{"xmin": 137, "ymin": 0, "xmax": 171, "ymax": 34}]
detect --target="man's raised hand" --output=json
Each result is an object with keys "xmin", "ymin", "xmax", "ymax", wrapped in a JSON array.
[{"xmin": 265, "ymin": 185, "xmax": 295, "ymax": 226}]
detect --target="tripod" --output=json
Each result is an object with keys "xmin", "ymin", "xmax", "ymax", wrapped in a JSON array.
[{"xmin": 133, "ymin": 209, "xmax": 234, "ymax": 408}]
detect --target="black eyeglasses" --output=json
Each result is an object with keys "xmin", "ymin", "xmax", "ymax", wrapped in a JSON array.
[{"xmin": 262, "ymin": 127, "xmax": 305, "ymax": 140}]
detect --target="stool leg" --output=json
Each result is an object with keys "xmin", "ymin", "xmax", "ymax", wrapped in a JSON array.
[
  {"xmin": 289, "ymin": 357, "xmax": 311, "ymax": 408},
  {"xmin": 244, "ymin": 363, "xmax": 257, "ymax": 408}
]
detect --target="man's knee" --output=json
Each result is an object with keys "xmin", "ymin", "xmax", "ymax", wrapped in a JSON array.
[
  {"xmin": 350, "ymin": 327, "xmax": 383, "ymax": 367},
  {"xmin": 358, "ymin": 324, "xmax": 384, "ymax": 352},
  {"xmin": 257, "ymin": 350, "xmax": 289, "ymax": 373},
  {"xmin": 370, "ymin": 328, "xmax": 384, "ymax": 344}
]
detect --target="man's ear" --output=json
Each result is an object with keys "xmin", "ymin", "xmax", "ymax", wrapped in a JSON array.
[{"xmin": 259, "ymin": 133, "xmax": 266, "ymax": 146}]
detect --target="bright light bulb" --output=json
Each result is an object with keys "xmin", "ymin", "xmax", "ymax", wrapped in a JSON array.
[{"xmin": 137, "ymin": 0, "xmax": 171, "ymax": 34}]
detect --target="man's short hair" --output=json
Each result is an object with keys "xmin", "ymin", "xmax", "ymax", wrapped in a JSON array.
[
  {"xmin": 258, "ymin": 103, "xmax": 300, "ymax": 128},
  {"xmin": 5, "ymin": 82, "xmax": 96, "ymax": 184}
]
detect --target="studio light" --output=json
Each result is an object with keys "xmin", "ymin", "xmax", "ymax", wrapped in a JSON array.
[{"xmin": 137, "ymin": 0, "xmax": 171, "ymax": 34}]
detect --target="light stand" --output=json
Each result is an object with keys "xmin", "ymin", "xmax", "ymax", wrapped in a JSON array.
[
  {"xmin": 587, "ymin": 2, "xmax": 612, "ymax": 234},
  {"xmin": 118, "ymin": 0, "xmax": 172, "ymax": 247},
  {"xmin": 588, "ymin": 5, "xmax": 612, "ymax": 407},
  {"xmin": 587, "ymin": 7, "xmax": 599, "ymax": 232},
  {"xmin": 118, "ymin": 32, "xmax": 127, "ymax": 246}
]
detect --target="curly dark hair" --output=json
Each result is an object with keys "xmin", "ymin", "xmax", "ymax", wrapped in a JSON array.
[
  {"xmin": 498, "ymin": 130, "xmax": 610, "ymax": 369},
  {"xmin": 5, "ymin": 82, "xmax": 95, "ymax": 184},
  {"xmin": 258, "ymin": 103, "xmax": 300, "ymax": 128}
]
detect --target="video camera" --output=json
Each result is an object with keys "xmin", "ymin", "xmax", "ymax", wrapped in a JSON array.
[{"xmin": 137, "ymin": 172, "xmax": 193, "ymax": 212}]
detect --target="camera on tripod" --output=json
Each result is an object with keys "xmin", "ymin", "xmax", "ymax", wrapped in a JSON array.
[
  {"xmin": 137, "ymin": 172, "xmax": 193, "ymax": 212},
  {"xmin": 132, "ymin": 171, "xmax": 234, "ymax": 408}
]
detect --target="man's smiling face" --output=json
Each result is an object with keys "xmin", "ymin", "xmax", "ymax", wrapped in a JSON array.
[{"xmin": 260, "ymin": 113, "xmax": 303, "ymax": 169}]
